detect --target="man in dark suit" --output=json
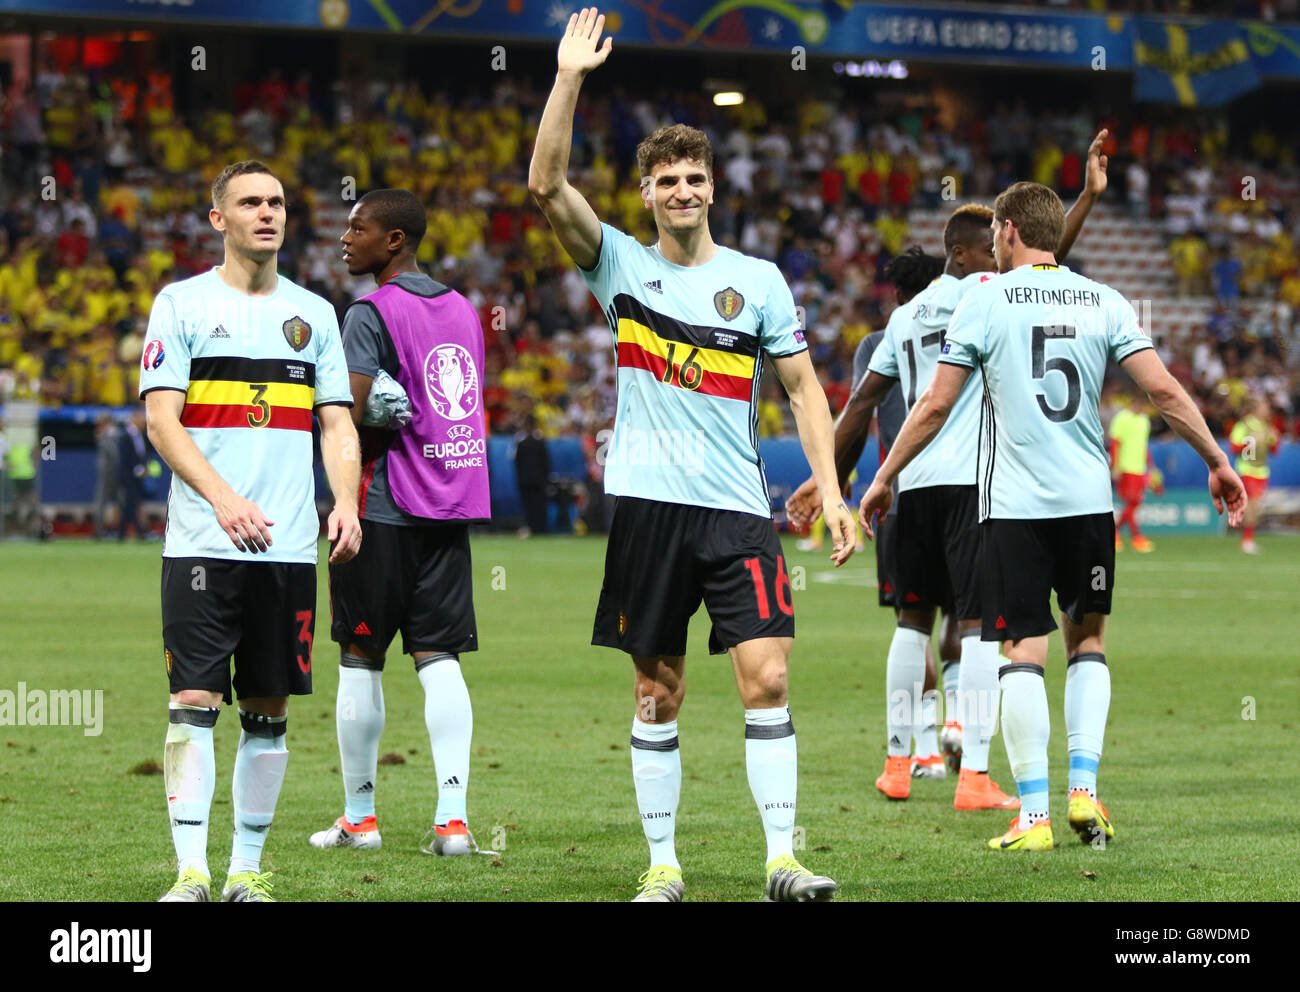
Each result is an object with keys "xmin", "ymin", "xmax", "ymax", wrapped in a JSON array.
[
  {"xmin": 514, "ymin": 414, "xmax": 550, "ymax": 537},
  {"xmin": 118, "ymin": 406, "xmax": 148, "ymax": 539}
]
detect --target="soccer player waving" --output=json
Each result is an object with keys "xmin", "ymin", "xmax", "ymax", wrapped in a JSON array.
[
  {"xmin": 530, "ymin": 7, "xmax": 855, "ymax": 901},
  {"xmin": 143, "ymin": 162, "xmax": 362, "ymax": 901},
  {"xmin": 310, "ymin": 189, "xmax": 490, "ymax": 857},
  {"xmin": 859, "ymin": 181, "xmax": 1245, "ymax": 852}
]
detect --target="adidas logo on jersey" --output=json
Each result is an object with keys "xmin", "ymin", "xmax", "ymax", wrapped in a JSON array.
[
  {"xmin": 643, "ymin": 279, "xmax": 663, "ymax": 294},
  {"xmin": 210, "ymin": 324, "xmax": 230, "ymax": 338},
  {"xmin": 353, "ymin": 621, "xmax": 372, "ymax": 636}
]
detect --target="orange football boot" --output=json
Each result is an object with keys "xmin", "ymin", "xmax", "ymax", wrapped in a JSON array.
[
  {"xmin": 875, "ymin": 755, "xmax": 911, "ymax": 800},
  {"xmin": 953, "ymin": 768, "xmax": 1021, "ymax": 810}
]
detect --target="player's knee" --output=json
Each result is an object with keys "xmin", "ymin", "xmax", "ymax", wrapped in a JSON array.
[
  {"xmin": 742, "ymin": 664, "xmax": 788, "ymax": 709},
  {"xmin": 413, "ymin": 651, "xmax": 456, "ymax": 672},
  {"xmin": 344, "ymin": 643, "xmax": 385, "ymax": 666},
  {"xmin": 634, "ymin": 681, "xmax": 681, "ymax": 722},
  {"xmin": 238, "ymin": 696, "xmax": 289, "ymax": 718},
  {"xmin": 897, "ymin": 609, "xmax": 933, "ymax": 633},
  {"xmin": 172, "ymin": 689, "xmax": 222, "ymax": 709},
  {"xmin": 341, "ymin": 649, "xmax": 385, "ymax": 671}
]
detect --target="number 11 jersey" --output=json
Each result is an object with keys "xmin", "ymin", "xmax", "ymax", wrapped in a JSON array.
[{"xmin": 940, "ymin": 263, "xmax": 1152, "ymax": 521}]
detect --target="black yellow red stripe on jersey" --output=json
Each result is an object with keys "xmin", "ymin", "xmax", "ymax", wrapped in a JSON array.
[
  {"xmin": 181, "ymin": 356, "xmax": 317, "ymax": 431},
  {"xmin": 611, "ymin": 293, "xmax": 759, "ymax": 402}
]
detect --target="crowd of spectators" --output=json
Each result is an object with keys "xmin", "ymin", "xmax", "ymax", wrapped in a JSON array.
[{"xmin": 1, "ymin": 47, "xmax": 1298, "ymax": 470}]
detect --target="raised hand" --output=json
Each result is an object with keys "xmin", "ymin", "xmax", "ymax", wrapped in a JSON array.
[
  {"xmin": 1085, "ymin": 128, "xmax": 1109, "ymax": 197},
  {"xmin": 557, "ymin": 7, "xmax": 613, "ymax": 75}
]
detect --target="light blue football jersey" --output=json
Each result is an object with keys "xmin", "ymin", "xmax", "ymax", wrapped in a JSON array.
[
  {"xmin": 580, "ymin": 223, "xmax": 806, "ymax": 518},
  {"xmin": 940, "ymin": 263, "xmax": 1153, "ymax": 520},
  {"xmin": 867, "ymin": 272, "xmax": 991, "ymax": 492},
  {"xmin": 139, "ymin": 269, "xmax": 352, "ymax": 562}
]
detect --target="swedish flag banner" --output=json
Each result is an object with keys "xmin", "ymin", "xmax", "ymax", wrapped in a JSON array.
[{"xmin": 1134, "ymin": 20, "xmax": 1261, "ymax": 106}]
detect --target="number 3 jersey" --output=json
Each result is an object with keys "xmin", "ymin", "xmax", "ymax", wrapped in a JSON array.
[
  {"xmin": 940, "ymin": 263, "xmax": 1152, "ymax": 521},
  {"xmin": 579, "ymin": 223, "xmax": 807, "ymax": 518},
  {"xmin": 139, "ymin": 269, "xmax": 352, "ymax": 562},
  {"xmin": 868, "ymin": 271, "xmax": 990, "ymax": 494}
]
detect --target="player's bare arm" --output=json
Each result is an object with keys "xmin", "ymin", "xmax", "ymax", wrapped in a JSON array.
[
  {"xmin": 787, "ymin": 369, "xmax": 896, "ymax": 529},
  {"xmin": 860, "ymin": 363, "xmax": 971, "ymax": 537},
  {"xmin": 1057, "ymin": 129, "xmax": 1108, "ymax": 263},
  {"xmin": 1120, "ymin": 348, "xmax": 1247, "ymax": 526},
  {"xmin": 347, "ymin": 371, "xmax": 374, "ymax": 429},
  {"xmin": 145, "ymin": 388, "xmax": 274, "ymax": 553},
  {"xmin": 317, "ymin": 403, "xmax": 363, "ymax": 564},
  {"xmin": 772, "ymin": 349, "xmax": 855, "ymax": 566},
  {"xmin": 528, "ymin": 7, "xmax": 613, "ymax": 270}
]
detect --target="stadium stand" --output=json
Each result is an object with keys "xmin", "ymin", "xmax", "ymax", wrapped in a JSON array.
[{"xmin": 1, "ymin": 32, "xmax": 1297, "ymax": 532}]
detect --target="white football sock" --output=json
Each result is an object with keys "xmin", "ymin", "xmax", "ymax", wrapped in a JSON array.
[
  {"xmin": 886, "ymin": 627, "xmax": 928, "ymax": 757},
  {"xmin": 417, "ymin": 654, "xmax": 472, "ymax": 826},
  {"xmin": 229, "ymin": 712, "xmax": 288, "ymax": 876},
  {"xmin": 337, "ymin": 660, "xmax": 384, "ymax": 824},
  {"xmin": 631, "ymin": 717, "xmax": 681, "ymax": 870},
  {"xmin": 1065, "ymin": 653, "xmax": 1110, "ymax": 800},
  {"xmin": 999, "ymin": 665, "xmax": 1050, "ymax": 828},
  {"xmin": 914, "ymin": 691, "xmax": 939, "ymax": 757},
  {"xmin": 942, "ymin": 659, "xmax": 960, "ymax": 724},
  {"xmin": 959, "ymin": 635, "xmax": 1002, "ymax": 773},
  {"xmin": 164, "ymin": 703, "xmax": 218, "ymax": 877},
  {"xmin": 745, "ymin": 706, "xmax": 797, "ymax": 863}
]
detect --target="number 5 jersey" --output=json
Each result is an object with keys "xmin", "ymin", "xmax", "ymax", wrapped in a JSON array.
[{"xmin": 939, "ymin": 263, "xmax": 1152, "ymax": 521}]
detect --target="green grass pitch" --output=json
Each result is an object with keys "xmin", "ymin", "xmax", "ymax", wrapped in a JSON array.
[{"xmin": 0, "ymin": 532, "xmax": 1295, "ymax": 901}]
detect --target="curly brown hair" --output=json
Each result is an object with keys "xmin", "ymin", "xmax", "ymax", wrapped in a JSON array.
[{"xmin": 635, "ymin": 124, "xmax": 713, "ymax": 180}]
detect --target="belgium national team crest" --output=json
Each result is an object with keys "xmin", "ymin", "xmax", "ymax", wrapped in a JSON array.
[
  {"xmin": 618, "ymin": 612, "xmax": 628, "ymax": 638},
  {"xmin": 282, "ymin": 315, "xmax": 312, "ymax": 352},
  {"xmin": 713, "ymin": 287, "xmax": 744, "ymax": 322},
  {"xmin": 164, "ymin": 648, "xmax": 173, "ymax": 675}
]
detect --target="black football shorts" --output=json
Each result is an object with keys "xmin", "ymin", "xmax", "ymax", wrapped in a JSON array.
[
  {"xmin": 979, "ymin": 513, "xmax": 1116, "ymax": 641},
  {"xmin": 894, "ymin": 484, "xmax": 980, "ymax": 620},
  {"xmin": 875, "ymin": 511, "xmax": 898, "ymax": 608},
  {"xmin": 162, "ymin": 557, "xmax": 316, "ymax": 704},
  {"xmin": 593, "ymin": 496, "xmax": 794, "ymax": 657},
  {"xmin": 329, "ymin": 518, "xmax": 477, "ymax": 663}
]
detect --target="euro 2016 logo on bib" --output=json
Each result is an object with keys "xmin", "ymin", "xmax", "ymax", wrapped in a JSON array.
[
  {"xmin": 142, "ymin": 339, "xmax": 165, "ymax": 370},
  {"xmin": 425, "ymin": 344, "xmax": 480, "ymax": 421}
]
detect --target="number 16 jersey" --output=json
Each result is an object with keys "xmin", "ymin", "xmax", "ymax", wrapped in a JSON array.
[
  {"xmin": 579, "ymin": 223, "xmax": 807, "ymax": 518},
  {"xmin": 939, "ymin": 263, "xmax": 1152, "ymax": 521}
]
